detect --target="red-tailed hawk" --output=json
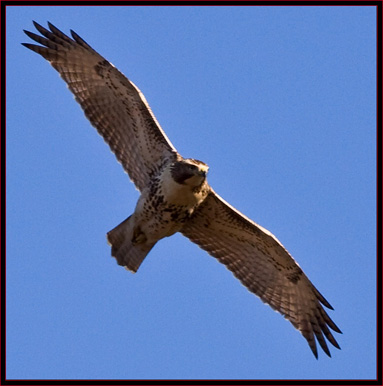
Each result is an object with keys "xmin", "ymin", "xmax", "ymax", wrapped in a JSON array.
[{"xmin": 23, "ymin": 21, "xmax": 342, "ymax": 358}]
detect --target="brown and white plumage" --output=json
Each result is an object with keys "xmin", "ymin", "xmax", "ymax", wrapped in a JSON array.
[
  {"xmin": 181, "ymin": 191, "xmax": 341, "ymax": 358},
  {"xmin": 23, "ymin": 21, "xmax": 177, "ymax": 191},
  {"xmin": 23, "ymin": 22, "xmax": 341, "ymax": 358}
]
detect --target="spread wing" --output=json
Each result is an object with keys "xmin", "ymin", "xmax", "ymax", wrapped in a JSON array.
[
  {"xmin": 181, "ymin": 190, "xmax": 342, "ymax": 358},
  {"xmin": 22, "ymin": 21, "xmax": 178, "ymax": 191}
]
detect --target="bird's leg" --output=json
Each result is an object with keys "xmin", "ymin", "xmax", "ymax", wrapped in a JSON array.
[{"xmin": 132, "ymin": 225, "xmax": 147, "ymax": 245}]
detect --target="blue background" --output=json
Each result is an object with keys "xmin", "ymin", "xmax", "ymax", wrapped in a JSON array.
[{"xmin": 6, "ymin": 5, "xmax": 376, "ymax": 380}]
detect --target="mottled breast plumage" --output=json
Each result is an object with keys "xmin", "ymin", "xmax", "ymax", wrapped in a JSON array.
[{"xmin": 23, "ymin": 22, "xmax": 341, "ymax": 359}]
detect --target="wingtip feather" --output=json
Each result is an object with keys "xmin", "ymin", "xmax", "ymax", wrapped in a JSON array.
[{"xmin": 32, "ymin": 20, "xmax": 48, "ymax": 35}]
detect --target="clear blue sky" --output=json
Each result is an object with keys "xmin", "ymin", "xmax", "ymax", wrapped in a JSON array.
[{"xmin": 6, "ymin": 5, "xmax": 376, "ymax": 380}]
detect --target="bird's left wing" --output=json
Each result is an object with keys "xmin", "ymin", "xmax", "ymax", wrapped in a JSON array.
[
  {"xmin": 23, "ymin": 22, "xmax": 179, "ymax": 191},
  {"xmin": 181, "ymin": 190, "xmax": 342, "ymax": 358}
]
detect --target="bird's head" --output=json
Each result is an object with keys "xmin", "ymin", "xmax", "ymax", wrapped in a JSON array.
[{"xmin": 170, "ymin": 158, "xmax": 209, "ymax": 187}]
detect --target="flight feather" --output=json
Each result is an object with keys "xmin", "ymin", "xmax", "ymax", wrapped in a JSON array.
[
  {"xmin": 23, "ymin": 22, "xmax": 341, "ymax": 358},
  {"xmin": 23, "ymin": 21, "xmax": 178, "ymax": 191}
]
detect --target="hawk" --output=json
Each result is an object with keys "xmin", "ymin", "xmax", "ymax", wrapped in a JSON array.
[{"xmin": 23, "ymin": 22, "xmax": 342, "ymax": 358}]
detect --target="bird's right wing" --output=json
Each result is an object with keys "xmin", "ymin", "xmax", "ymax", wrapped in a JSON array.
[
  {"xmin": 23, "ymin": 22, "xmax": 179, "ymax": 191},
  {"xmin": 181, "ymin": 190, "xmax": 342, "ymax": 358}
]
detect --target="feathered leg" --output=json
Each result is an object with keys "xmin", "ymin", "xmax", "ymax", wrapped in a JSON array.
[{"xmin": 107, "ymin": 216, "xmax": 156, "ymax": 273}]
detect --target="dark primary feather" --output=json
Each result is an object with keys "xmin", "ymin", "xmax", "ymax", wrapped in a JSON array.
[
  {"xmin": 23, "ymin": 22, "xmax": 341, "ymax": 358},
  {"xmin": 22, "ymin": 21, "xmax": 178, "ymax": 191},
  {"xmin": 182, "ymin": 191, "xmax": 342, "ymax": 358}
]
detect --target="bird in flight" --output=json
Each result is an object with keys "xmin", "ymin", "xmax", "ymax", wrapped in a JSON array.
[{"xmin": 23, "ymin": 21, "xmax": 342, "ymax": 358}]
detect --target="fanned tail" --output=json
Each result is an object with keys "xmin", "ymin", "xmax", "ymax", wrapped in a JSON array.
[{"xmin": 107, "ymin": 216, "xmax": 155, "ymax": 273}]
